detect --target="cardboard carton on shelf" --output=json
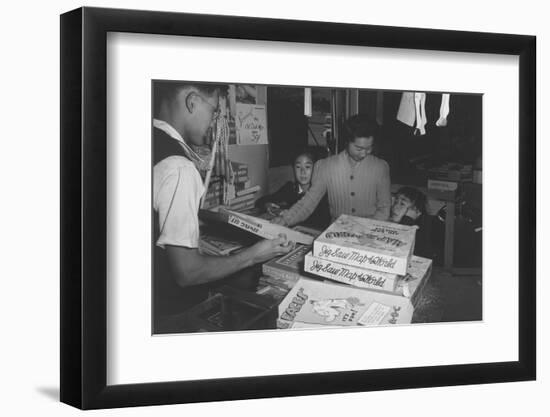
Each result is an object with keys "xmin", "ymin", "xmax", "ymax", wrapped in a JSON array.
[{"xmin": 427, "ymin": 179, "xmax": 459, "ymax": 192}]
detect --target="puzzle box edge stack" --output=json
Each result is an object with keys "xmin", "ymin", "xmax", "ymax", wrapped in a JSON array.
[{"xmin": 312, "ymin": 214, "xmax": 417, "ymax": 275}]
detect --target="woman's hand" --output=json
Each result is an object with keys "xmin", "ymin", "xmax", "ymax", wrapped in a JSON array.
[
  {"xmin": 271, "ymin": 212, "xmax": 289, "ymax": 226},
  {"xmin": 265, "ymin": 202, "xmax": 282, "ymax": 216}
]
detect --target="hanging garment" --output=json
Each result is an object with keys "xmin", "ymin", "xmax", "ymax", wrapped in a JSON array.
[
  {"xmin": 304, "ymin": 87, "xmax": 312, "ymax": 117},
  {"xmin": 436, "ymin": 93, "xmax": 451, "ymax": 127},
  {"xmin": 396, "ymin": 92, "xmax": 416, "ymax": 127},
  {"xmin": 413, "ymin": 92, "xmax": 427, "ymax": 135},
  {"xmin": 396, "ymin": 92, "xmax": 451, "ymax": 134}
]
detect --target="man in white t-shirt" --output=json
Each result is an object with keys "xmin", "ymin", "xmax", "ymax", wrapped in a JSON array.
[{"xmin": 152, "ymin": 82, "xmax": 291, "ymax": 317}]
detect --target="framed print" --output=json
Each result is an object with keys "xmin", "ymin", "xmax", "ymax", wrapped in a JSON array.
[{"xmin": 60, "ymin": 6, "xmax": 536, "ymax": 410}]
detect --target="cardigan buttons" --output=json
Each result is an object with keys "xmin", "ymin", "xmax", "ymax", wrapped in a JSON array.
[
  {"xmin": 350, "ymin": 175, "xmax": 354, "ymax": 180},
  {"xmin": 351, "ymin": 192, "xmax": 355, "ymax": 196},
  {"xmin": 351, "ymin": 208, "xmax": 356, "ymax": 213}
]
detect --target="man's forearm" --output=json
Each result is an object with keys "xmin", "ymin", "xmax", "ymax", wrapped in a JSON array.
[
  {"xmin": 188, "ymin": 250, "xmax": 255, "ymax": 284},
  {"xmin": 166, "ymin": 237, "xmax": 292, "ymax": 288},
  {"xmin": 166, "ymin": 246, "xmax": 258, "ymax": 287}
]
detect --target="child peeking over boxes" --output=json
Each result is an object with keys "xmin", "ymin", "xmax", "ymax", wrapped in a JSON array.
[{"xmin": 390, "ymin": 186, "xmax": 434, "ymax": 259}]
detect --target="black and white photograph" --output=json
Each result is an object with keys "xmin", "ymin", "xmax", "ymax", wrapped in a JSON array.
[
  {"xmin": 0, "ymin": 0, "xmax": 546, "ymax": 413},
  {"xmin": 152, "ymin": 81, "xmax": 483, "ymax": 334},
  {"xmin": 54, "ymin": 3, "xmax": 538, "ymax": 412}
]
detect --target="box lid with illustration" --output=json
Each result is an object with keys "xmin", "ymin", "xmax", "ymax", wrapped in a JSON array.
[{"xmin": 277, "ymin": 277, "xmax": 414, "ymax": 329}]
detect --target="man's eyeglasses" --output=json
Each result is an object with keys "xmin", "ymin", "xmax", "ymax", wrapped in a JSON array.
[{"xmin": 196, "ymin": 93, "xmax": 221, "ymax": 120}]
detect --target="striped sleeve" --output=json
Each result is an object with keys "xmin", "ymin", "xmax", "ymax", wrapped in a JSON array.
[
  {"xmin": 373, "ymin": 159, "xmax": 391, "ymax": 220},
  {"xmin": 282, "ymin": 159, "xmax": 329, "ymax": 226}
]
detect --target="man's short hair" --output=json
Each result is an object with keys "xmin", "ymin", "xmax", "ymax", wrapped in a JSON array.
[
  {"xmin": 343, "ymin": 114, "xmax": 379, "ymax": 143},
  {"xmin": 396, "ymin": 186, "xmax": 427, "ymax": 215},
  {"xmin": 153, "ymin": 81, "xmax": 228, "ymax": 116}
]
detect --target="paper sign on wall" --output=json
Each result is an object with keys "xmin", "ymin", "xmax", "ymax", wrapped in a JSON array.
[{"xmin": 236, "ymin": 103, "xmax": 268, "ymax": 145}]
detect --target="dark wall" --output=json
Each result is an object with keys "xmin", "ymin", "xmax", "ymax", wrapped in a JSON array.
[
  {"xmin": 379, "ymin": 91, "xmax": 482, "ymax": 185},
  {"xmin": 267, "ymin": 87, "xmax": 308, "ymax": 167}
]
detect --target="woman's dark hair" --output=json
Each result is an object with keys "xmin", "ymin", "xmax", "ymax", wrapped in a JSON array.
[
  {"xmin": 396, "ymin": 186, "xmax": 427, "ymax": 215},
  {"xmin": 343, "ymin": 114, "xmax": 380, "ymax": 143}
]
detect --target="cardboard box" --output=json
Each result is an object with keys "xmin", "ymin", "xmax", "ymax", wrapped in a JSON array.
[
  {"xmin": 227, "ymin": 200, "xmax": 255, "ymax": 212},
  {"xmin": 304, "ymin": 251, "xmax": 399, "ymax": 293},
  {"xmin": 304, "ymin": 253, "xmax": 432, "ymax": 305},
  {"xmin": 277, "ymin": 277, "xmax": 414, "ymax": 329},
  {"xmin": 292, "ymin": 225, "xmax": 323, "ymax": 239},
  {"xmin": 313, "ymin": 215, "xmax": 416, "ymax": 275},
  {"xmin": 394, "ymin": 256, "xmax": 432, "ymax": 307},
  {"xmin": 427, "ymin": 179, "xmax": 458, "ymax": 192},
  {"xmin": 236, "ymin": 184, "xmax": 261, "ymax": 197},
  {"xmin": 199, "ymin": 233, "xmax": 245, "ymax": 256},
  {"xmin": 221, "ymin": 209, "xmax": 314, "ymax": 245},
  {"xmin": 428, "ymin": 163, "xmax": 473, "ymax": 182},
  {"xmin": 262, "ymin": 244, "xmax": 311, "ymax": 285},
  {"xmin": 227, "ymin": 192, "xmax": 256, "ymax": 206},
  {"xmin": 256, "ymin": 280, "xmax": 293, "ymax": 302}
]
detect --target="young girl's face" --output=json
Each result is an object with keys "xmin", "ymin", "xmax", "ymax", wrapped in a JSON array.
[{"xmin": 294, "ymin": 155, "xmax": 314, "ymax": 186}]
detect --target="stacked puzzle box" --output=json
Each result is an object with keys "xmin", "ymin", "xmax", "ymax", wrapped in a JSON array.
[
  {"xmin": 309, "ymin": 214, "xmax": 417, "ymax": 275},
  {"xmin": 201, "ymin": 161, "xmax": 262, "ymax": 212},
  {"xmin": 275, "ymin": 214, "xmax": 433, "ymax": 328}
]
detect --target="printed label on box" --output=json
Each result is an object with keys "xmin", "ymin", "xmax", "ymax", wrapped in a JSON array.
[{"xmin": 358, "ymin": 303, "xmax": 391, "ymax": 326}]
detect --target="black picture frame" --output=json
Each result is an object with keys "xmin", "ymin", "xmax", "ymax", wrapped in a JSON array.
[{"xmin": 60, "ymin": 6, "xmax": 536, "ymax": 410}]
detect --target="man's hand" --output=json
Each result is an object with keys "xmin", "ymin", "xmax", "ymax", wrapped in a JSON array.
[{"xmin": 249, "ymin": 234, "xmax": 294, "ymax": 264}]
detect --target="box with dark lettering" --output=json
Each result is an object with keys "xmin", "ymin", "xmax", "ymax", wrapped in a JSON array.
[
  {"xmin": 221, "ymin": 209, "xmax": 314, "ymax": 245},
  {"xmin": 303, "ymin": 253, "xmax": 432, "ymax": 306},
  {"xmin": 261, "ymin": 244, "xmax": 311, "ymax": 288},
  {"xmin": 303, "ymin": 251, "xmax": 399, "ymax": 293},
  {"xmin": 312, "ymin": 215, "xmax": 417, "ymax": 275}
]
